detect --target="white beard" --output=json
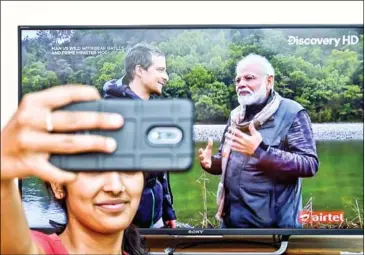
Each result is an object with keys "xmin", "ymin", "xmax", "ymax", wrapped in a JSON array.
[{"xmin": 237, "ymin": 81, "xmax": 268, "ymax": 106}]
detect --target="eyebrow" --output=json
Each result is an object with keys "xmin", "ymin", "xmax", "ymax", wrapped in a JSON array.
[{"xmin": 236, "ymin": 74, "xmax": 257, "ymax": 78}]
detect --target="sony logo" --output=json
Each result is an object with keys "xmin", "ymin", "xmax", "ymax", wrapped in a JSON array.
[{"xmin": 188, "ymin": 230, "xmax": 204, "ymax": 234}]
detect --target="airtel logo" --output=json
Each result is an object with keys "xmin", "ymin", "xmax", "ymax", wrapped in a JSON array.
[
  {"xmin": 188, "ymin": 230, "xmax": 204, "ymax": 234},
  {"xmin": 299, "ymin": 211, "xmax": 344, "ymax": 223}
]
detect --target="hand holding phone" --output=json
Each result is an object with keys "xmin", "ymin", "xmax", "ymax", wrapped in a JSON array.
[{"xmin": 1, "ymin": 85, "xmax": 122, "ymax": 184}]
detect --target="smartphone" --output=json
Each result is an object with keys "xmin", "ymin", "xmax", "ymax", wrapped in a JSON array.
[{"xmin": 49, "ymin": 99, "xmax": 195, "ymax": 172}]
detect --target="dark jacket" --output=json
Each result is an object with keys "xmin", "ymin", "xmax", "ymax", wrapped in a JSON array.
[
  {"xmin": 209, "ymin": 93, "xmax": 319, "ymax": 228},
  {"xmin": 103, "ymin": 78, "xmax": 177, "ymax": 227}
]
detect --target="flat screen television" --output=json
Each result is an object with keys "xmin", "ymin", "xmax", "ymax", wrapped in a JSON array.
[{"xmin": 18, "ymin": 25, "xmax": 364, "ymax": 240}]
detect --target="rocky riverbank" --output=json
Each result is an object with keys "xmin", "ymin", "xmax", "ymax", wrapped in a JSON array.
[{"xmin": 193, "ymin": 123, "xmax": 363, "ymax": 141}]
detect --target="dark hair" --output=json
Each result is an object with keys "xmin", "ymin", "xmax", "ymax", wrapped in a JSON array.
[
  {"xmin": 124, "ymin": 43, "xmax": 165, "ymax": 84},
  {"xmin": 44, "ymin": 172, "xmax": 150, "ymax": 255}
]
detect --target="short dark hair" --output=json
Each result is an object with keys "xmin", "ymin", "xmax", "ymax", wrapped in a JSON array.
[{"xmin": 123, "ymin": 43, "xmax": 165, "ymax": 83}]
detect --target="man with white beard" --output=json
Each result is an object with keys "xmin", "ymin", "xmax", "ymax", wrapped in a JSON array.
[{"xmin": 198, "ymin": 53, "xmax": 319, "ymax": 228}]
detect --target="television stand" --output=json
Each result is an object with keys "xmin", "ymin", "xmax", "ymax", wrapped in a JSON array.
[{"xmin": 149, "ymin": 235, "xmax": 290, "ymax": 255}]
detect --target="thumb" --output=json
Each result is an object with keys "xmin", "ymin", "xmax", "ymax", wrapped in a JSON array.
[
  {"xmin": 249, "ymin": 122, "xmax": 258, "ymax": 135},
  {"xmin": 35, "ymin": 161, "xmax": 77, "ymax": 184},
  {"xmin": 206, "ymin": 137, "xmax": 213, "ymax": 150},
  {"xmin": 59, "ymin": 171, "xmax": 77, "ymax": 183}
]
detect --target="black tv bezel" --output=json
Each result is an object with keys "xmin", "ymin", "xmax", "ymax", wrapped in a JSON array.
[{"xmin": 18, "ymin": 24, "xmax": 364, "ymax": 236}]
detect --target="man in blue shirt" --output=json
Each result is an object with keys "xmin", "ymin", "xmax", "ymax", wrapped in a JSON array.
[{"xmin": 103, "ymin": 43, "xmax": 176, "ymax": 228}]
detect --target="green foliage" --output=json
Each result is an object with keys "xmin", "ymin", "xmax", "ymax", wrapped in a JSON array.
[
  {"xmin": 194, "ymin": 82, "xmax": 231, "ymax": 123},
  {"xmin": 22, "ymin": 62, "xmax": 59, "ymax": 95},
  {"xmin": 162, "ymin": 74, "xmax": 189, "ymax": 98},
  {"xmin": 326, "ymin": 49, "xmax": 359, "ymax": 80},
  {"xmin": 21, "ymin": 28, "xmax": 363, "ymax": 122}
]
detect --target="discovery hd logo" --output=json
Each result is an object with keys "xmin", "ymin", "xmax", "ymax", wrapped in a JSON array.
[{"xmin": 288, "ymin": 35, "xmax": 360, "ymax": 47}]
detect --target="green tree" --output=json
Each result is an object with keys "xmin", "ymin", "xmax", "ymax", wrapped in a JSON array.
[
  {"xmin": 95, "ymin": 62, "xmax": 117, "ymax": 92},
  {"xmin": 326, "ymin": 49, "xmax": 359, "ymax": 80},
  {"xmin": 338, "ymin": 85, "xmax": 364, "ymax": 121},
  {"xmin": 184, "ymin": 66, "xmax": 230, "ymax": 122},
  {"xmin": 53, "ymin": 59, "xmax": 73, "ymax": 84},
  {"xmin": 22, "ymin": 62, "xmax": 59, "ymax": 94},
  {"xmin": 162, "ymin": 74, "xmax": 189, "ymax": 98}
]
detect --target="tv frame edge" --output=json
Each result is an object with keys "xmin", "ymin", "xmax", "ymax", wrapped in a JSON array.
[{"xmin": 18, "ymin": 24, "xmax": 364, "ymax": 237}]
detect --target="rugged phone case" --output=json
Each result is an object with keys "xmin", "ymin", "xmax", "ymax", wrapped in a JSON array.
[{"xmin": 49, "ymin": 99, "xmax": 194, "ymax": 172}]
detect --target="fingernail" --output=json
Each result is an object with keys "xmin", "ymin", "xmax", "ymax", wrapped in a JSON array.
[
  {"xmin": 108, "ymin": 114, "xmax": 124, "ymax": 127},
  {"xmin": 106, "ymin": 138, "xmax": 118, "ymax": 152}
]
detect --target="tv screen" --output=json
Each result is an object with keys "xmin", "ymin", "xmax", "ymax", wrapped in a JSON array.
[{"xmin": 19, "ymin": 25, "xmax": 363, "ymax": 236}]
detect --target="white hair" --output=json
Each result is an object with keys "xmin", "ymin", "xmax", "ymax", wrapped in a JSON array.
[{"xmin": 236, "ymin": 53, "xmax": 275, "ymax": 77}]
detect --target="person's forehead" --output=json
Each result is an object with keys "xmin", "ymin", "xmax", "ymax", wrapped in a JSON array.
[
  {"xmin": 236, "ymin": 62, "xmax": 264, "ymax": 76},
  {"xmin": 151, "ymin": 55, "xmax": 166, "ymax": 66}
]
